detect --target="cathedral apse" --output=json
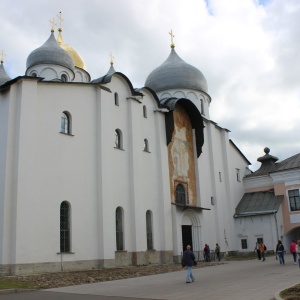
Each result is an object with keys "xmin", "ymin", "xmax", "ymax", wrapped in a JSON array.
[{"xmin": 168, "ymin": 104, "xmax": 197, "ymax": 205}]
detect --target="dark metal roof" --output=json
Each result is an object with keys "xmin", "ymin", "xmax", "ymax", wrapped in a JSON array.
[
  {"xmin": 234, "ymin": 190, "xmax": 283, "ymax": 218},
  {"xmin": 145, "ymin": 48, "xmax": 208, "ymax": 93},
  {"xmin": 26, "ymin": 32, "xmax": 75, "ymax": 71},
  {"xmin": 246, "ymin": 150, "xmax": 300, "ymax": 178},
  {"xmin": 275, "ymin": 153, "xmax": 300, "ymax": 172},
  {"xmin": 0, "ymin": 62, "xmax": 11, "ymax": 86}
]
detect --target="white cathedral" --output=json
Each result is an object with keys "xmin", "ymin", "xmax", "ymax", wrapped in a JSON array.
[{"xmin": 1, "ymin": 23, "xmax": 300, "ymax": 276}]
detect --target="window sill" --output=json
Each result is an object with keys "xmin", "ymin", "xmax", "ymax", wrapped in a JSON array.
[
  {"xmin": 57, "ymin": 252, "xmax": 75, "ymax": 254},
  {"xmin": 143, "ymin": 150, "xmax": 151, "ymax": 153},
  {"xmin": 114, "ymin": 147, "xmax": 125, "ymax": 151},
  {"xmin": 59, "ymin": 132, "xmax": 74, "ymax": 137}
]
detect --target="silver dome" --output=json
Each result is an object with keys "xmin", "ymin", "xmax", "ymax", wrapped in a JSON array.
[
  {"xmin": 26, "ymin": 32, "xmax": 75, "ymax": 71},
  {"xmin": 145, "ymin": 48, "xmax": 208, "ymax": 93},
  {"xmin": 0, "ymin": 62, "xmax": 12, "ymax": 85}
]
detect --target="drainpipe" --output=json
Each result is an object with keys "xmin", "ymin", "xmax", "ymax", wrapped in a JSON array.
[{"xmin": 274, "ymin": 212, "xmax": 279, "ymax": 242}]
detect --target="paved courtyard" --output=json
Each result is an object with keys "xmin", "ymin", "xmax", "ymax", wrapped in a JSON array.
[{"xmin": 1, "ymin": 257, "xmax": 299, "ymax": 300}]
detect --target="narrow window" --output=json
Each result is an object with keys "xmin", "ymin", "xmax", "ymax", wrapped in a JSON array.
[
  {"xmin": 60, "ymin": 111, "xmax": 72, "ymax": 134},
  {"xmin": 236, "ymin": 169, "xmax": 241, "ymax": 182},
  {"xmin": 115, "ymin": 129, "xmax": 122, "ymax": 149},
  {"xmin": 241, "ymin": 239, "xmax": 248, "ymax": 249},
  {"xmin": 200, "ymin": 99, "xmax": 204, "ymax": 115},
  {"xmin": 116, "ymin": 207, "xmax": 124, "ymax": 251},
  {"xmin": 175, "ymin": 184, "xmax": 186, "ymax": 205},
  {"xmin": 288, "ymin": 189, "xmax": 300, "ymax": 211},
  {"xmin": 60, "ymin": 201, "xmax": 70, "ymax": 252},
  {"xmin": 143, "ymin": 105, "xmax": 147, "ymax": 118},
  {"xmin": 219, "ymin": 172, "xmax": 222, "ymax": 182},
  {"xmin": 61, "ymin": 74, "xmax": 68, "ymax": 82},
  {"xmin": 144, "ymin": 139, "xmax": 149, "ymax": 152},
  {"xmin": 146, "ymin": 210, "xmax": 153, "ymax": 250},
  {"xmin": 114, "ymin": 93, "xmax": 119, "ymax": 106}
]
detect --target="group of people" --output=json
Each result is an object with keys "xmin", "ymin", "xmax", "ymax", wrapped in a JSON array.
[
  {"xmin": 255, "ymin": 239, "xmax": 300, "ymax": 266},
  {"xmin": 182, "ymin": 239, "xmax": 300, "ymax": 284},
  {"xmin": 204, "ymin": 243, "xmax": 221, "ymax": 262},
  {"xmin": 275, "ymin": 239, "xmax": 300, "ymax": 266},
  {"xmin": 182, "ymin": 243, "xmax": 221, "ymax": 283},
  {"xmin": 254, "ymin": 241, "xmax": 266, "ymax": 261}
]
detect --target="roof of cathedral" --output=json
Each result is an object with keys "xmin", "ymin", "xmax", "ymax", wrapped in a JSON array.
[
  {"xmin": 26, "ymin": 31, "xmax": 75, "ymax": 71},
  {"xmin": 91, "ymin": 63, "xmax": 116, "ymax": 84},
  {"xmin": 234, "ymin": 190, "xmax": 283, "ymax": 218},
  {"xmin": 145, "ymin": 47, "xmax": 208, "ymax": 93},
  {"xmin": 0, "ymin": 61, "xmax": 12, "ymax": 86},
  {"xmin": 57, "ymin": 28, "xmax": 87, "ymax": 70},
  {"xmin": 246, "ymin": 148, "xmax": 300, "ymax": 177}
]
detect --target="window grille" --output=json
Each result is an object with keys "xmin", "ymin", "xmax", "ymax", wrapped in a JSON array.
[
  {"xmin": 61, "ymin": 112, "xmax": 71, "ymax": 134},
  {"xmin": 175, "ymin": 184, "xmax": 186, "ymax": 205},
  {"xmin": 288, "ymin": 189, "xmax": 300, "ymax": 211},
  {"xmin": 60, "ymin": 201, "xmax": 70, "ymax": 252},
  {"xmin": 241, "ymin": 239, "xmax": 248, "ymax": 249}
]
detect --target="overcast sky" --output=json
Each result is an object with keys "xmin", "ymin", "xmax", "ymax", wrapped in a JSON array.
[{"xmin": 1, "ymin": 0, "xmax": 300, "ymax": 170}]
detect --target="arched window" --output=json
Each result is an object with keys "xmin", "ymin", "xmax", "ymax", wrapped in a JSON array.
[
  {"xmin": 143, "ymin": 139, "xmax": 149, "ymax": 152},
  {"xmin": 31, "ymin": 72, "xmax": 37, "ymax": 77},
  {"xmin": 114, "ymin": 93, "xmax": 119, "ymax": 106},
  {"xmin": 60, "ymin": 201, "xmax": 71, "ymax": 252},
  {"xmin": 60, "ymin": 111, "xmax": 72, "ymax": 134},
  {"xmin": 61, "ymin": 74, "xmax": 68, "ymax": 82},
  {"xmin": 175, "ymin": 184, "xmax": 186, "ymax": 205},
  {"xmin": 115, "ymin": 129, "xmax": 123, "ymax": 149},
  {"xmin": 143, "ymin": 105, "xmax": 147, "ymax": 118},
  {"xmin": 146, "ymin": 210, "xmax": 153, "ymax": 250},
  {"xmin": 200, "ymin": 99, "xmax": 204, "ymax": 115},
  {"xmin": 116, "ymin": 207, "xmax": 124, "ymax": 251}
]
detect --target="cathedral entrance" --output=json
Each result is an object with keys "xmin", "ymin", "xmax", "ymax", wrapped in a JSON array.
[{"xmin": 182, "ymin": 225, "xmax": 193, "ymax": 251}]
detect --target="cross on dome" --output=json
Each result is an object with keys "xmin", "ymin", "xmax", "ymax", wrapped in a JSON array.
[
  {"xmin": 1, "ymin": 50, "xmax": 6, "ymax": 63},
  {"xmin": 169, "ymin": 30, "xmax": 175, "ymax": 48}
]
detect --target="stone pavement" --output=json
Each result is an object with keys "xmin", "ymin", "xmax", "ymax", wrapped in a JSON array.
[{"xmin": 1, "ymin": 257, "xmax": 300, "ymax": 300}]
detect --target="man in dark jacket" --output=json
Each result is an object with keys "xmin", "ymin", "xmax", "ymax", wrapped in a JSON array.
[{"xmin": 182, "ymin": 245, "xmax": 196, "ymax": 283}]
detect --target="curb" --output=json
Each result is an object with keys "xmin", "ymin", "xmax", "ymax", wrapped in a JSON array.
[{"xmin": 0, "ymin": 289, "xmax": 37, "ymax": 295}]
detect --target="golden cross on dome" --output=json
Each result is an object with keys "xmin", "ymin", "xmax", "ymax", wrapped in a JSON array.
[
  {"xmin": 109, "ymin": 52, "xmax": 114, "ymax": 65},
  {"xmin": 169, "ymin": 30, "xmax": 175, "ymax": 48},
  {"xmin": 57, "ymin": 12, "xmax": 64, "ymax": 29},
  {"xmin": 49, "ymin": 18, "xmax": 57, "ymax": 32},
  {"xmin": 0, "ymin": 50, "xmax": 6, "ymax": 63}
]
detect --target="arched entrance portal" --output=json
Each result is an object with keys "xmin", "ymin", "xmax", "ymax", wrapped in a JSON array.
[{"xmin": 181, "ymin": 209, "xmax": 201, "ymax": 253}]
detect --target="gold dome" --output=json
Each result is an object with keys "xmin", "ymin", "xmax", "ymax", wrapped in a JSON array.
[{"xmin": 57, "ymin": 29, "xmax": 87, "ymax": 71}]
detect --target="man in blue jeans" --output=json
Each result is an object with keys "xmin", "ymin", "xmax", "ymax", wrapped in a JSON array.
[{"xmin": 182, "ymin": 245, "xmax": 196, "ymax": 283}]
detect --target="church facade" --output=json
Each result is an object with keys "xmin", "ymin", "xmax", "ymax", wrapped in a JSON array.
[{"xmin": 0, "ymin": 24, "xmax": 298, "ymax": 276}]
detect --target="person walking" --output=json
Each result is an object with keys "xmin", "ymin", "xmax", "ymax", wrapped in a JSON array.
[
  {"xmin": 182, "ymin": 245, "xmax": 196, "ymax": 283},
  {"xmin": 260, "ymin": 241, "xmax": 266, "ymax": 261},
  {"xmin": 277, "ymin": 240, "xmax": 285, "ymax": 265},
  {"xmin": 204, "ymin": 244, "xmax": 208, "ymax": 262},
  {"xmin": 290, "ymin": 240, "xmax": 297, "ymax": 264},
  {"xmin": 215, "ymin": 243, "xmax": 221, "ymax": 261},
  {"xmin": 254, "ymin": 242, "xmax": 261, "ymax": 260},
  {"xmin": 296, "ymin": 240, "xmax": 300, "ymax": 268}
]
